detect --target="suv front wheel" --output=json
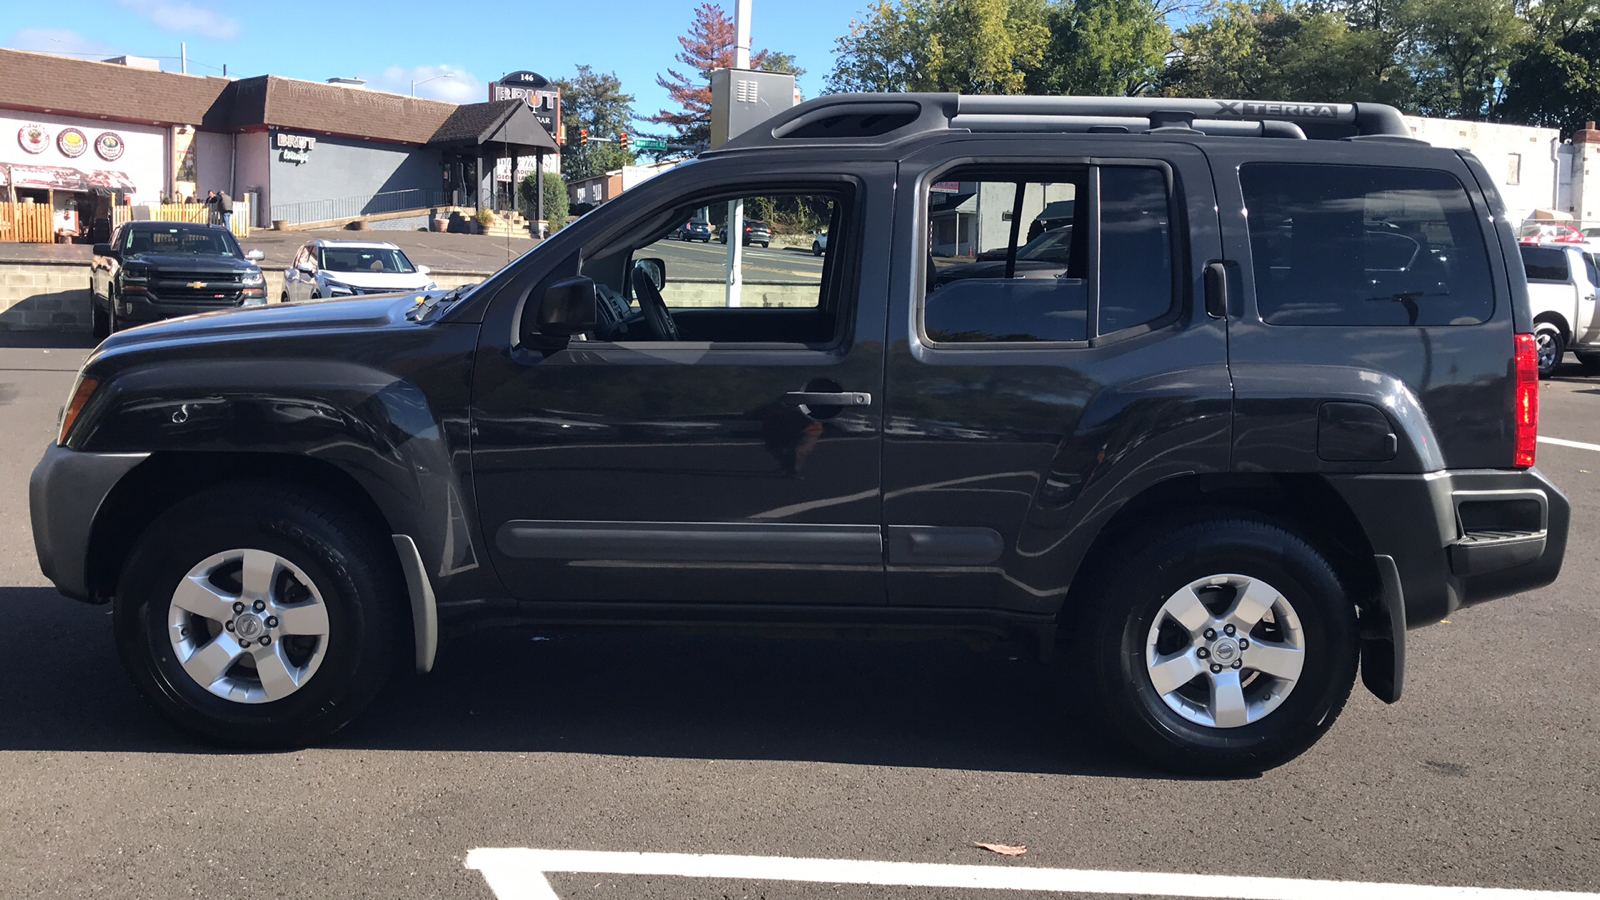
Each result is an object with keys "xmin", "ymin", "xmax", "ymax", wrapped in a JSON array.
[
  {"xmin": 113, "ymin": 483, "xmax": 401, "ymax": 746},
  {"xmin": 1082, "ymin": 517, "xmax": 1359, "ymax": 775}
]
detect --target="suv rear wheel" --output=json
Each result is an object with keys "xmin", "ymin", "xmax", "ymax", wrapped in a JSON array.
[
  {"xmin": 1081, "ymin": 517, "xmax": 1359, "ymax": 775},
  {"xmin": 113, "ymin": 483, "xmax": 401, "ymax": 746}
]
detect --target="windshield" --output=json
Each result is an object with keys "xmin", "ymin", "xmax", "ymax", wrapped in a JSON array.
[
  {"xmin": 125, "ymin": 226, "xmax": 241, "ymax": 257},
  {"xmin": 1017, "ymin": 227, "xmax": 1074, "ymax": 263},
  {"xmin": 318, "ymin": 247, "xmax": 416, "ymax": 274}
]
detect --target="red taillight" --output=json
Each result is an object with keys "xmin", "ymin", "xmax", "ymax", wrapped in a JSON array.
[{"xmin": 1514, "ymin": 333, "xmax": 1539, "ymax": 468}]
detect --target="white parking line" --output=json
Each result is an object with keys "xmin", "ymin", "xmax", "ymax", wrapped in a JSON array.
[
  {"xmin": 465, "ymin": 848, "xmax": 1600, "ymax": 900},
  {"xmin": 1538, "ymin": 436, "xmax": 1600, "ymax": 452}
]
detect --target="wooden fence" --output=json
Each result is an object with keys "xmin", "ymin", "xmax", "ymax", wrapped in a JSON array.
[
  {"xmin": 0, "ymin": 203, "xmax": 54, "ymax": 243},
  {"xmin": 111, "ymin": 201, "xmax": 252, "ymax": 238}
]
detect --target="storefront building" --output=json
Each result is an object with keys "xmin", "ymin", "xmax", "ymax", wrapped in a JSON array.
[{"xmin": 0, "ymin": 48, "xmax": 561, "ymax": 235}]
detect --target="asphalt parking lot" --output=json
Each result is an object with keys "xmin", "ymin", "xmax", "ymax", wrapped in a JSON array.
[{"xmin": 1, "ymin": 333, "xmax": 1597, "ymax": 900}]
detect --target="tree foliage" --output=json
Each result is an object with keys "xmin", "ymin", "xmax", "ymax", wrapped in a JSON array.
[
  {"xmin": 824, "ymin": 0, "xmax": 1600, "ymax": 135},
  {"xmin": 554, "ymin": 66, "xmax": 637, "ymax": 183},
  {"xmin": 520, "ymin": 171, "xmax": 570, "ymax": 233},
  {"xmin": 649, "ymin": 3, "xmax": 796, "ymax": 148}
]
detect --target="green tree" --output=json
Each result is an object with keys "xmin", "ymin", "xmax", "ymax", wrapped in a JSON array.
[
  {"xmin": 1409, "ymin": 0, "xmax": 1526, "ymax": 118},
  {"xmin": 1029, "ymin": 0, "xmax": 1171, "ymax": 96},
  {"xmin": 554, "ymin": 66, "xmax": 637, "ymax": 182},
  {"xmin": 520, "ymin": 171, "xmax": 570, "ymax": 233},
  {"xmin": 1496, "ymin": 0, "xmax": 1600, "ymax": 134},
  {"xmin": 828, "ymin": 0, "xmax": 1049, "ymax": 94}
]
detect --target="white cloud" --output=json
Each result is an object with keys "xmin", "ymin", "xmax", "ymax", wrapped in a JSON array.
[
  {"xmin": 117, "ymin": 0, "xmax": 240, "ymax": 40},
  {"xmin": 5, "ymin": 28, "xmax": 116, "ymax": 58},
  {"xmin": 361, "ymin": 65, "xmax": 484, "ymax": 103}
]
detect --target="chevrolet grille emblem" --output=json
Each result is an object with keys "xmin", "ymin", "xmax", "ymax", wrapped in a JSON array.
[{"xmin": 186, "ymin": 281, "xmax": 208, "ymax": 289}]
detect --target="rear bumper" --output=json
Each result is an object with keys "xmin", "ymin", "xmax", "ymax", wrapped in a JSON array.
[
  {"xmin": 1328, "ymin": 467, "xmax": 1569, "ymax": 629},
  {"xmin": 29, "ymin": 444, "xmax": 149, "ymax": 602}
]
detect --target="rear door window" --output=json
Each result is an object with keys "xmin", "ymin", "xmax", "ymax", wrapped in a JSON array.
[
  {"xmin": 1241, "ymin": 163, "xmax": 1494, "ymax": 326},
  {"xmin": 1521, "ymin": 247, "xmax": 1569, "ymax": 282}
]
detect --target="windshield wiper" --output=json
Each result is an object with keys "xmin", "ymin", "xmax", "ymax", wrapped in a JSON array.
[{"xmin": 406, "ymin": 285, "xmax": 469, "ymax": 321}]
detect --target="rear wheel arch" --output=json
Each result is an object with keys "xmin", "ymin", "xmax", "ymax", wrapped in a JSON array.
[
  {"xmin": 1061, "ymin": 473, "xmax": 1381, "ymax": 623},
  {"xmin": 1533, "ymin": 312, "xmax": 1570, "ymax": 343}
]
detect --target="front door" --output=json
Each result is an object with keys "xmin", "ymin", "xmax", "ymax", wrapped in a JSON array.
[{"xmin": 470, "ymin": 170, "xmax": 892, "ymax": 607}]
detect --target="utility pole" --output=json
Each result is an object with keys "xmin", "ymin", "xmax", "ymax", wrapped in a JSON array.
[
  {"xmin": 180, "ymin": 42, "xmax": 187, "ymax": 75},
  {"xmin": 724, "ymin": 0, "xmax": 752, "ymax": 307}
]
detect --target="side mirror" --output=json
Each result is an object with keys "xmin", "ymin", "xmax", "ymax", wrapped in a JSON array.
[
  {"xmin": 246, "ymin": 249, "xmax": 265, "ymax": 261},
  {"xmin": 416, "ymin": 264, "xmax": 431, "ymax": 276},
  {"xmin": 632, "ymin": 257, "xmax": 666, "ymax": 291},
  {"xmin": 522, "ymin": 275, "xmax": 597, "ymax": 349},
  {"xmin": 296, "ymin": 262, "xmax": 316, "ymax": 275},
  {"xmin": 93, "ymin": 243, "xmax": 114, "ymax": 257}
]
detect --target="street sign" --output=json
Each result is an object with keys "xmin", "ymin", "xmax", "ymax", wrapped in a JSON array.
[{"xmin": 632, "ymin": 138, "xmax": 669, "ymax": 152}]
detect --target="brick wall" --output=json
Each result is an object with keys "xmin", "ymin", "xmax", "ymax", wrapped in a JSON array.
[{"xmin": 0, "ymin": 263, "xmax": 91, "ymax": 331}]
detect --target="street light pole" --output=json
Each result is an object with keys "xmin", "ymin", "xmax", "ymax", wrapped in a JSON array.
[
  {"xmin": 725, "ymin": 0, "xmax": 753, "ymax": 308},
  {"xmin": 411, "ymin": 72, "xmax": 454, "ymax": 97}
]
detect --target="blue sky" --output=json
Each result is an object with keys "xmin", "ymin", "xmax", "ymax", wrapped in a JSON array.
[{"xmin": 5, "ymin": 0, "xmax": 866, "ymax": 133}]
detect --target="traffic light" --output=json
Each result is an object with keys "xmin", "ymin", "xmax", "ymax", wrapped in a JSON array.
[
  {"xmin": 579, "ymin": 128, "xmax": 589, "ymax": 148},
  {"xmin": 619, "ymin": 133, "xmax": 630, "ymax": 152}
]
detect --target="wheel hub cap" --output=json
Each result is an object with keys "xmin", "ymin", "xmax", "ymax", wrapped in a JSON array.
[
  {"xmin": 1142, "ymin": 573, "xmax": 1307, "ymax": 729},
  {"xmin": 166, "ymin": 548, "xmax": 331, "ymax": 705}
]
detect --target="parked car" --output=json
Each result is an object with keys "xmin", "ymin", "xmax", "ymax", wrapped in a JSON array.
[
  {"xmin": 281, "ymin": 240, "xmax": 435, "ymax": 303},
  {"xmin": 1027, "ymin": 199, "xmax": 1076, "ymax": 242},
  {"xmin": 34, "ymin": 94, "xmax": 1567, "ymax": 775},
  {"xmin": 812, "ymin": 231, "xmax": 828, "ymax": 256},
  {"xmin": 936, "ymin": 226, "xmax": 1075, "ymax": 286},
  {"xmin": 1521, "ymin": 242, "xmax": 1600, "ymax": 376},
  {"xmin": 89, "ymin": 222, "xmax": 266, "ymax": 339},
  {"xmin": 676, "ymin": 221, "xmax": 713, "ymax": 242},
  {"xmin": 718, "ymin": 219, "xmax": 771, "ymax": 247},
  {"xmin": 1516, "ymin": 222, "xmax": 1585, "ymax": 246}
]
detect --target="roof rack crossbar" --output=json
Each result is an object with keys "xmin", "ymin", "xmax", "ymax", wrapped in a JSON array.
[{"xmin": 949, "ymin": 114, "xmax": 1308, "ymax": 139}]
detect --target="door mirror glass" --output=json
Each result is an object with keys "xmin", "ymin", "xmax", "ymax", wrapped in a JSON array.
[
  {"xmin": 632, "ymin": 257, "xmax": 665, "ymax": 292},
  {"xmin": 525, "ymin": 275, "xmax": 598, "ymax": 345}
]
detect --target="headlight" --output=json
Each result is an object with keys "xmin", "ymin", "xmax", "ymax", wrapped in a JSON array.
[
  {"xmin": 121, "ymin": 265, "xmax": 149, "ymax": 284},
  {"xmin": 58, "ymin": 372, "xmax": 100, "ymax": 446},
  {"xmin": 325, "ymin": 280, "xmax": 353, "ymax": 295},
  {"xmin": 424, "ymin": 281, "xmax": 437, "ymax": 291},
  {"xmin": 241, "ymin": 269, "xmax": 264, "ymax": 286}
]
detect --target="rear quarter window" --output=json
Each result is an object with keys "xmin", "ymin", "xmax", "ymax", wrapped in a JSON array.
[{"xmin": 1241, "ymin": 163, "xmax": 1494, "ymax": 326}]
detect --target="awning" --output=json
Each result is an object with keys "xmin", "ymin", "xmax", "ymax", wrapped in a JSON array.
[
  {"xmin": 0, "ymin": 164, "xmax": 136, "ymax": 193},
  {"xmin": 1531, "ymin": 208, "xmax": 1574, "ymax": 221}
]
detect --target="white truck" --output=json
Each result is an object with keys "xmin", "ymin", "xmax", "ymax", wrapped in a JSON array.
[{"xmin": 1522, "ymin": 242, "xmax": 1600, "ymax": 377}]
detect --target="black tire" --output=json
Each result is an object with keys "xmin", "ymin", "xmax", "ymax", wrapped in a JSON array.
[
  {"xmin": 1534, "ymin": 321, "xmax": 1564, "ymax": 378},
  {"xmin": 91, "ymin": 298, "xmax": 109, "ymax": 341},
  {"xmin": 106, "ymin": 291, "xmax": 119, "ymax": 334},
  {"xmin": 813, "ymin": 241, "xmax": 822, "ymax": 257},
  {"xmin": 760, "ymin": 241, "xmax": 769, "ymax": 248},
  {"xmin": 1080, "ymin": 516, "xmax": 1360, "ymax": 775},
  {"xmin": 1576, "ymin": 351, "xmax": 1600, "ymax": 374},
  {"xmin": 280, "ymin": 292, "xmax": 290, "ymax": 304},
  {"xmin": 113, "ymin": 483, "xmax": 402, "ymax": 747}
]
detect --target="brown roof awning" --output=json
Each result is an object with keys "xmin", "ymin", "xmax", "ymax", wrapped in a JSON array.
[{"xmin": 0, "ymin": 164, "xmax": 135, "ymax": 193}]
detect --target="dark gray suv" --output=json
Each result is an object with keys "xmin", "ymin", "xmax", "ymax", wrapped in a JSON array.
[{"xmin": 31, "ymin": 94, "xmax": 1567, "ymax": 773}]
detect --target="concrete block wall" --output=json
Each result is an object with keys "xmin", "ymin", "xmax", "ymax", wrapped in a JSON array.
[{"xmin": 0, "ymin": 263, "xmax": 92, "ymax": 331}]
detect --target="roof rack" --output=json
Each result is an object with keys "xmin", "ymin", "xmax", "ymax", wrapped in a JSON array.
[{"xmin": 714, "ymin": 93, "xmax": 1412, "ymax": 151}]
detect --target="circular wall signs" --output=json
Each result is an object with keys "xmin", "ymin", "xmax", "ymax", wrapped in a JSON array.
[
  {"xmin": 58, "ymin": 128, "xmax": 88, "ymax": 158},
  {"xmin": 18, "ymin": 124, "xmax": 49, "ymax": 154},
  {"xmin": 94, "ymin": 131, "xmax": 125, "ymax": 161}
]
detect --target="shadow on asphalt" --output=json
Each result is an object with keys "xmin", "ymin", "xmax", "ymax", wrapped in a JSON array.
[
  {"xmin": 0, "ymin": 332, "xmax": 97, "ymax": 350},
  {"xmin": 0, "ymin": 585, "xmax": 1171, "ymax": 778}
]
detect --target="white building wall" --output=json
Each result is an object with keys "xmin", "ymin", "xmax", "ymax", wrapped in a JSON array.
[
  {"xmin": 0, "ymin": 110, "xmax": 167, "ymax": 203},
  {"xmin": 1404, "ymin": 116, "xmax": 1561, "ymax": 226},
  {"xmin": 194, "ymin": 130, "xmax": 235, "ymax": 199},
  {"xmin": 234, "ymin": 130, "xmax": 271, "ymax": 228}
]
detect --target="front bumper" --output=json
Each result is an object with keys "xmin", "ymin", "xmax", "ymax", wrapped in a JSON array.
[
  {"xmin": 119, "ymin": 292, "xmax": 254, "ymax": 324},
  {"xmin": 1328, "ymin": 467, "xmax": 1569, "ymax": 629},
  {"xmin": 29, "ymin": 444, "xmax": 149, "ymax": 602}
]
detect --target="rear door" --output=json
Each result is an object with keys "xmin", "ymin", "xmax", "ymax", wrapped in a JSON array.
[
  {"xmin": 1210, "ymin": 144, "xmax": 1517, "ymax": 470},
  {"xmin": 881, "ymin": 137, "xmax": 1230, "ymax": 613}
]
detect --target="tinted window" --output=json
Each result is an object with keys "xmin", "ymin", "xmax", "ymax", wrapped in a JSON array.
[
  {"xmin": 1521, "ymin": 247, "xmax": 1569, "ymax": 282},
  {"xmin": 320, "ymin": 247, "xmax": 416, "ymax": 273},
  {"xmin": 1586, "ymin": 253, "xmax": 1599, "ymax": 288},
  {"xmin": 1099, "ymin": 167, "xmax": 1175, "ymax": 333},
  {"xmin": 1241, "ymin": 164, "xmax": 1493, "ymax": 326}
]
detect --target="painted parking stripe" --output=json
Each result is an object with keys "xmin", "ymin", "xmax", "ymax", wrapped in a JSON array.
[
  {"xmin": 1538, "ymin": 436, "xmax": 1600, "ymax": 452},
  {"xmin": 466, "ymin": 848, "xmax": 1600, "ymax": 900}
]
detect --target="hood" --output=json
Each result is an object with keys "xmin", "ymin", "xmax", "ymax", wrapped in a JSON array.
[
  {"xmin": 318, "ymin": 270, "xmax": 434, "ymax": 290},
  {"xmin": 125, "ymin": 253, "xmax": 258, "ymax": 272},
  {"xmin": 97, "ymin": 291, "xmax": 432, "ymax": 353}
]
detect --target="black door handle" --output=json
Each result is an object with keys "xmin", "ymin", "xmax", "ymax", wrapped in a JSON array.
[
  {"xmin": 783, "ymin": 391, "xmax": 872, "ymax": 407},
  {"xmin": 1204, "ymin": 261, "xmax": 1229, "ymax": 319}
]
